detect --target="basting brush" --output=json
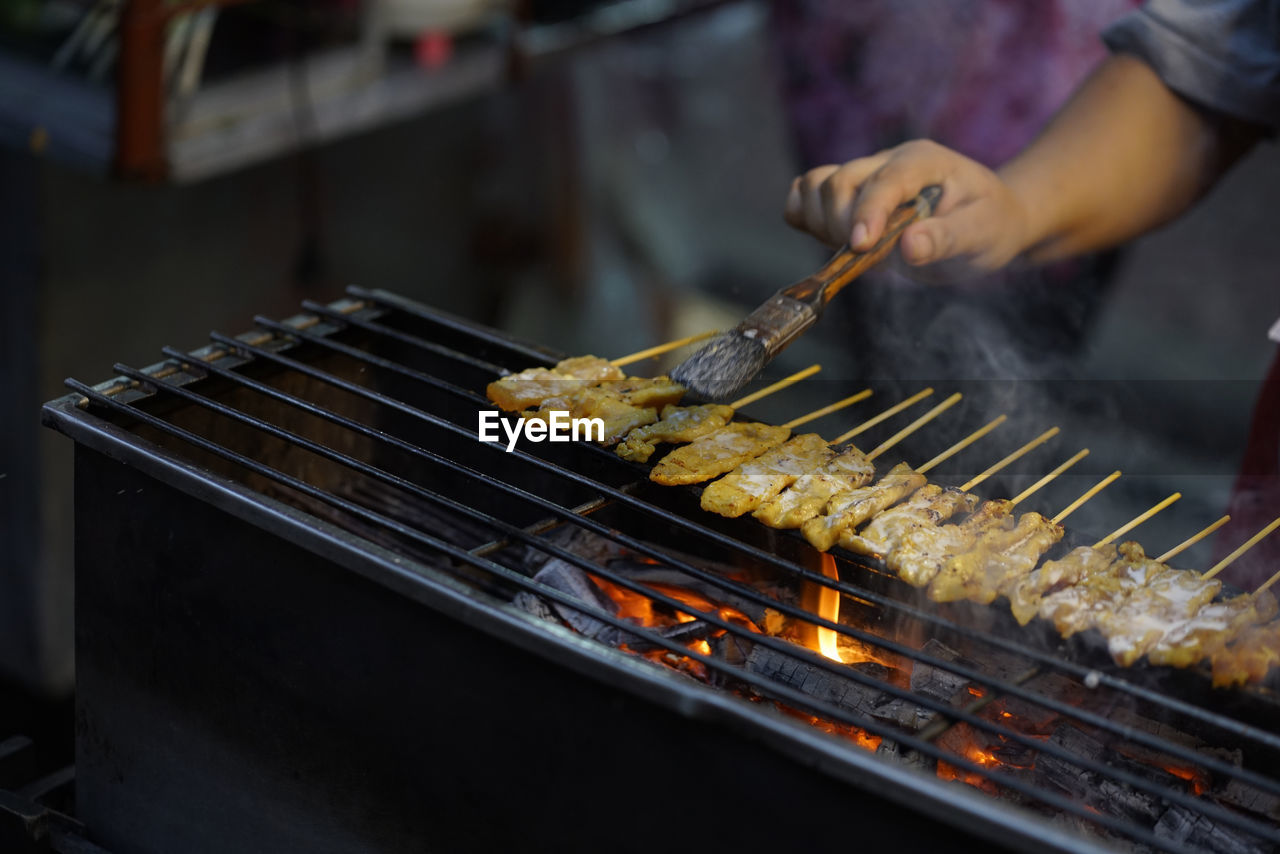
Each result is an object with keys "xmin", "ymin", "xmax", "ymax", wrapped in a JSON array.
[{"xmin": 672, "ymin": 185, "xmax": 942, "ymax": 399}]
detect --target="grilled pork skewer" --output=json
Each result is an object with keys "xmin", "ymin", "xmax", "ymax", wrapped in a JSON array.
[
  {"xmin": 839, "ymin": 484, "xmax": 981, "ymax": 558},
  {"xmin": 797, "ymin": 425, "xmax": 1056, "ymax": 552},
  {"xmin": 486, "ymin": 332, "xmax": 717, "ymax": 412},
  {"xmin": 487, "ymin": 355, "xmax": 627, "ymax": 412},
  {"xmin": 850, "ymin": 447, "xmax": 1086, "ymax": 589},
  {"xmin": 617, "ymin": 367, "xmax": 838, "ymax": 463},
  {"xmin": 1100, "ymin": 567, "xmax": 1222, "ymax": 666},
  {"xmin": 649, "ymin": 422, "xmax": 794, "ymax": 485},
  {"xmin": 1038, "ymin": 542, "xmax": 1167, "ymax": 638},
  {"xmin": 801, "ymin": 463, "xmax": 928, "ymax": 551},
  {"xmin": 654, "ymin": 384, "xmax": 926, "ymax": 489},
  {"xmin": 1147, "ymin": 589, "xmax": 1278, "ymax": 669},
  {"xmin": 699, "ymin": 434, "xmax": 838, "ymax": 517},
  {"xmin": 927, "ymin": 511, "xmax": 1064, "ymax": 604},
  {"xmin": 746, "ymin": 392, "xmax": 963, "ymax": 534},
  {"xmin": 887, "ymin": 498, "xmax": 1014, "ymax": 587},
  {"xmin": 703, "ymin": 390, "xmax": 947, "ymax": 519},
  {"xmin": 618, "ymin": 403, "xmax": 737, "ymax": 462},
  {"xmin": 1211, "ymin": 618, "xmax": 1280, "ymax": 687}
]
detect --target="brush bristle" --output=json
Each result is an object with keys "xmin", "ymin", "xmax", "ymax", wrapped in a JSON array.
[{"xmin": 670, "ymin": 333, "xmax": 769, "ymax": 399}]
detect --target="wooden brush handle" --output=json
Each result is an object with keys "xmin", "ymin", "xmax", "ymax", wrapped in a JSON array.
[{"xmin": 784, "ymin": 185, "xmax": 941, "ymax": 308}]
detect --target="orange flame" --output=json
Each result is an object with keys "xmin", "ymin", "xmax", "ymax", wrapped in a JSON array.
[{"xmin": 816, "ymin": 554, "xmax": 843, "ymax": 663}]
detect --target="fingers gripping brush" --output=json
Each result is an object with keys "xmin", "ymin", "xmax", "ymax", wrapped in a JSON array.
[{"xmin": 672, "ymin": 185, "xmax": 942, "ymax": 399}]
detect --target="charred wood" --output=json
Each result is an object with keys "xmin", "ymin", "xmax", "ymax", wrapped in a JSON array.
[{"xmin": 1154, "ymin": 805, "xmax": 1269, "ymax": 854}]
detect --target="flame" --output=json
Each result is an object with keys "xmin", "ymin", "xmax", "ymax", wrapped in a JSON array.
[
  {"xmin": 1163, "ymin": 764, "xmax": 1208, "ymax": 796},
  {"xmin": 816, "ymin": 554, "xmax": 844, "ymax": 663}
]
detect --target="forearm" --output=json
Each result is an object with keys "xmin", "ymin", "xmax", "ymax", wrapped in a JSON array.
[{"xmin": 999, "ymin": 54, "xmax": 1257, "ymax": 264}]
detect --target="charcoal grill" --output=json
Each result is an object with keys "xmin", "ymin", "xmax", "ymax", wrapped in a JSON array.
[{"xmin": 42, "ymin": 287, "xmax": 1280, "ymax": 854}]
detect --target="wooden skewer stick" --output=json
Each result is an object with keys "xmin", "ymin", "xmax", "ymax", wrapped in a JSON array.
[
  {"xmin": 610, "ymin": 330, "xmax": 717, "ymax": 367},
  {"xmin": 866, "ymin": 393, "xmax": 963, "ymax": 461},
  {"xmin": 1203, "ymin": 515, "xmax": 1280, "ymax": 581},
  {"xmin": 1010, "ymin": 448, "xmax": 1089, "ymax": 508},
  {"xmin": 728, "ymin": 364, "xmax": 822, "ymax": 410},
  {"xmin": 1256, "ymin": 561, "xmax": 1280, "ymax": 594},
  {"xmin": 917, "ymin": 414, "xmax": 1007, "ymax": 475},
  {"xmin": 782, "ymin": 389, "xmax": 874, "ymax": 430},
  {"xmin": 830, "ymin": 387, "xmax": 934, "ymax": 445},
  {"xmin": 1053, "ymin": 471, "xmax": 1121, "ymax": 525},
  {"xmin": 1093, "ymin": 492, "xmax": 1182, "ymax": 548},
  {"xmin": 1156, "ymin": 515, "xmax": 1231, "ymax": 564},
  {"xmin": 959, "ymin": 427, "xmax": 1060, "ymax": 493}
]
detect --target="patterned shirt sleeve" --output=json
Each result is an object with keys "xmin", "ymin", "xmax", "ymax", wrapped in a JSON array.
[{"xmin": 1103, "ymin": 0, "xmax": 1280, "ymax": 130}]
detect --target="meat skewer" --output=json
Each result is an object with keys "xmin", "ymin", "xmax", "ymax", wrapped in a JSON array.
[
  {"xmin": 615, "ymin": 366, "xmax": 847, "ymax": 462},
  {"xmin": 837, "ymin": 415, "xmax": 1025, "ymax": 557},
  {"xmin": 1211, "ymin": 558, "xmax": 1280, "ymax": 686},
  {"xmin": 750, "ymin": 388, "xmax": 939, "ymax": 528},
  {"xmin": 772, "ymin": 392, "xmax": 966, "ymax": 542},
  {"xmin": 921, "ymin": 449, "xmax": 1091, "ymax": 604},
  {"xmin": 654, "ymin": 386, "xmax": 935, "ymax": 489},
  {"xmin": 1034, "ymin": 508, "xmax": 1254, "ymax": 665},
  {"xmin": 1118, "ymin": 517, "xmax": 1280, "ymax": 673},
  {"xmin": 486, "ymin": 331, "xmax": 714, "ymax": 412},
  {"xmin": 900, "ymin": 467, "xmax": 1117, "ymax": 599},
  {"xmin": 701, "ymin": 390, "xmax": 957, "ymax": 518},
  {"xmin": 801, "ymin": 425, "xmax": 1059, "ymax": 552}
]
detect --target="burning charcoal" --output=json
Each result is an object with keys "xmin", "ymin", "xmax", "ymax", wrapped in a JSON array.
[
  {"xmin": 512, "ymin": 591, "xmax": 558, "ymax": 623},
  {"xmin": 876, "ymin": 739, "xmax": 936, "ymax": 773},
  {"xmin": 1155, "ymin": 805, "xmax": 1270, "ymax": 854},
  {"xmin": 1217, "ymin": 779, "xmax": 1280, "ymax": 823},
  {"xmin": 909, "ymin": 639, "xmax": 971, "ymax": 704},
  {"xmin": 624, "ymin": 621, "xmax": 715, "ymax": 653},
  {"xmin": 743, "ymin": 645, "xmax": 891, "ymax": 719},
  {"xmin": 868, "ymin": 696, "xmax": 936, "ymax": 731},
  {"xmin": 984, "ymin": 696, "xmax": 1058, "ymax": 736},
  {"xmin": 608, "ymin": 561, "xmax": 773, "ymax": 628},
  {"xmin": 523, "ymin": 558, "xmax": 641, "ymax": 647},
  {"xmin": 1111, "ymin": 708, "xmax": 1203, "ymax": 751},
  {"xmin": 711, "ymin": 631, "xmax": 754, "ymax": 667},
  {"xmin": 1034, "ymin": 725, "xmax": 1105, "ymax": 800},
  {"xmin": 1034, "ymin": 725, "xmax": 1169, "ymax": 825}
]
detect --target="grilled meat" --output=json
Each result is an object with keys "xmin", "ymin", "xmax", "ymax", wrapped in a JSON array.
[
  {"xmin": 840, "ymin": 485, "xmax": 979, "ymax": 558},
  {"xmin": 649, "ymin": 422, "xmax": 792, "ymax": 486},
  {"xmin": 927, "ymin": 512, "xmax": 1063, "ymax": 605},
  {"xmin": 800, "ymin": 463, "xmax": 926, "ymax": 552},
  {"xmin": 700, "ymin": 434, "xmax": 833, "ymax": 517},
  {"xmin": 885, "ymin": 499, "xmax": 1013, "ymax": 588},
  {"xmin": 1147, "ymin": 590, "xmax": 1279, "ymax": 669},
  {"xmin": 1211, "ymin": 619, "xmax": 1280, "ymax": 687},
  {"xmin": 1008, "ymin": 544, "xmax": 1118, "ymax": 626},
  {"xmin": 751, "ymin": 445, "xmax": 876, "ymax": 529},
  {"xmin": 1037, "ymin": 542, "xmax": 1165, "ymax": 638},
  {"xmin": 524, "ymin": 388, "xmax": 657, "ymax": 445},
  {"xmin": 616, "ymin": 403, "xmax": 735, "ymax": 463},
  {"xmin": 1101, "ymin": 567, "xmax": 1223, "ymax": 666},
  {"xmin": 486, "ymin": 355, "xmax": 624, "ymax": 411}
]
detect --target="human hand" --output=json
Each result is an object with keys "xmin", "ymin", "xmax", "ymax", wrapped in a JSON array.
[{"xmin": 784, "ymin": 140, "xmax": 1033, "ymax": 278}]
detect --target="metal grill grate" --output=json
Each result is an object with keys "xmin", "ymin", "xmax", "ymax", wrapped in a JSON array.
[{"xmin": 45, "ymin": 287, "xmax": 1280, "ymax": 854}]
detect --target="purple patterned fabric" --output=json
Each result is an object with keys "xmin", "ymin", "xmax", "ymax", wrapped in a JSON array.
[{"xmin": 771, "ymin": 0, "xmax": 1143, "ymax": 169}]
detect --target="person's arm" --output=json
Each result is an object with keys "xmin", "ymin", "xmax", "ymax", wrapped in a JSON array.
[{"xmin": 784, "ymin": 54, "xmax": 1261, "ymax": 274}]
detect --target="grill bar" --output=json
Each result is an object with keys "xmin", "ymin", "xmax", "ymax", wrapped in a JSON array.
[
  {"xmin": 298, "ymin": 298, "xmax": 509, "ymax": 378},
  {"xmin": 97, "ymin": 354, "xmax": 1280, "ymax": 849},
  {"xmin": 225, "ymin": 312, "xmax": 1280, "ymax": 763},
  {"xmin": 62, "ymin": 375, "xmax": 1220, "ymax": 854},
  {"xmin": 147, "ymin": 341, "xmax": 1280, "ymax": 802}
]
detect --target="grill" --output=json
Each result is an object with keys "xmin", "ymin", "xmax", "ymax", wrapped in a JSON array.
[{"xmin": 41, "ymin": 287, "xmax": 1280, "ymax": 854}]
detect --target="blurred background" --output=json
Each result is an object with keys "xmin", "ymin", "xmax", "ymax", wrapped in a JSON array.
[{"xmin": 1, "ymin": 0, "xmax": 1277, "ymax": 760}]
